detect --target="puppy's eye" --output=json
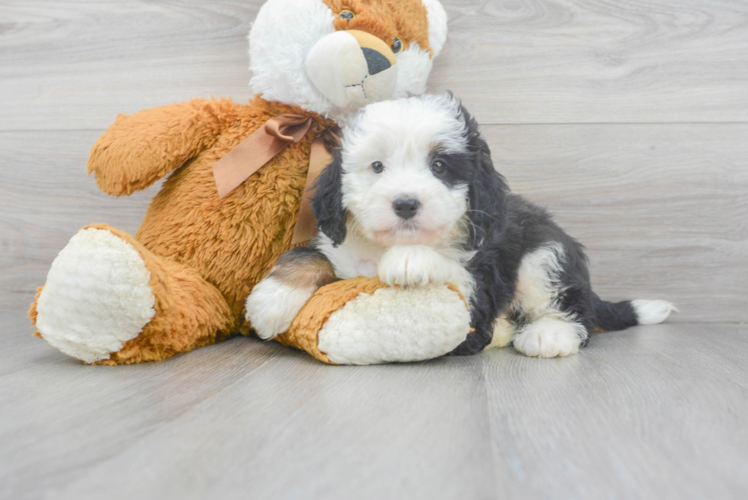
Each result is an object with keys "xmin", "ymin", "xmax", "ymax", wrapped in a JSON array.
[
  {"xmin": 430, "ymin": 160, "xmax": 447, "ymax": 175},
  {"xmin": 371, "ymin": 161, "xmax": 385, "ymax": 173},
  {"xmin": 391, "ymin": 38, "xmax": 402, "ymax": 54},
  {"xmin": 339, "ymin": 10, "xmax": 355, "ymax": 21}
]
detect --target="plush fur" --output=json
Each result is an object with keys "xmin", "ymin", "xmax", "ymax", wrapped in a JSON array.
[
  {"xmin": 31, "ymin": 0, "xmax": 448, "ymax": 364},
  {"xmin": 316, "ymin": 282, "xmax": 471, "ymax": 364},
  {"xmin": 250, "ymin": 0, "xmax": 447, "ymax": 123},
  {"xmin": 270, "ymin": 276, "xmax": 470, "ymax": 365},
  {"xmin": 34, "ymin": 228, "xmax": 157, "ymax": 363},
  {"xmin": 247, "ymin": 94, "xmax": 676, "ymax": 358}
]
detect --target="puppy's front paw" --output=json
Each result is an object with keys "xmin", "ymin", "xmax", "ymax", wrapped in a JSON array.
[
  {"xmin": 378, "ymin": 245, "xmax": 454, "ymax": 288},
  {"xmin": 245, "ymin": 278, "xmax": 316, "ymax": 340},
  {"xmin": 512, "ymin": 317, "xmax": 585, "ymax": 358}
]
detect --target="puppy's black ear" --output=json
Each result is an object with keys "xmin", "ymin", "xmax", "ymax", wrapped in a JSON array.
[
  {"xmin": 459, "ymin": 102, "xmax": 509, "ymax": 248},
  {"xmin": 311, "ymin": 148, "xmax": 347, "ymax": 246}
]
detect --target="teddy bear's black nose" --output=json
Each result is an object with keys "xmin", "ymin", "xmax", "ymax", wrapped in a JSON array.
[
  {"xmin": 393, "ymin": 198, "xmax": 420, "ymax": 220},
  {"xmin": 361, "ymin": 47, "xmax": 392, "ymax": 76}
]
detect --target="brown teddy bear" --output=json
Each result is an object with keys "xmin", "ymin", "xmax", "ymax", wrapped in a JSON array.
[{"xmin": 29, "ymin": 0, "xmax": 474, "ymax": 365}]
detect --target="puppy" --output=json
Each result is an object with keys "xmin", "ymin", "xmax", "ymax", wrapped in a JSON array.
[{"xmin": 246, "ymin": 94, "xmax": 675, "ymax": 358}]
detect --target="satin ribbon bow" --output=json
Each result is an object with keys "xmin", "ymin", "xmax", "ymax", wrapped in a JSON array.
[{"xmin": 211, "ymin": 114, "xmax": 336, "ymax": 244}]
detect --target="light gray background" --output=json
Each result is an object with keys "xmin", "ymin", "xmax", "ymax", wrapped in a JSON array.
[{"xmin": 1, "ymin": 1, "xmax": 746, "ymax": 499}]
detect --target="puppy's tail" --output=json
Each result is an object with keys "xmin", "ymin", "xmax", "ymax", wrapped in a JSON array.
[{"xmin": 591, "ymin": 293, "xmax": 676, "ymax": 331}]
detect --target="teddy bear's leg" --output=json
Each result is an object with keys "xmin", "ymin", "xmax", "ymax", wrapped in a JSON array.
[
  {"xmin": 30, "ymin": 224, "xmax": 233, "ymax": 365},
  {"xmin": 277, "ymin": 278, "xmax": 473, "ymax": 365}
]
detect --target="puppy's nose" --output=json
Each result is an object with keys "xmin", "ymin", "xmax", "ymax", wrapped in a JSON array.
[
  {"xmin": 392, "ymin": 198, "xmax": 420, "ymax": 220},
  {"xmin": 362, "ymin": 47, "xmax": 392, "ymax": 75}
]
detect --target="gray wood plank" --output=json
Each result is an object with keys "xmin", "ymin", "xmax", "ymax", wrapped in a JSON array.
[
  {"xmin": 0, "ymin": 310, "xmax": 496, "ymax": 500},
  {"xmin": 2, "ymin": 309, "xmax": 747, "ymax": 500},
  {"xmin": 483, "ymin": 324, "xmax": 748, "ymax": 500},
  {"xmin": 3, "ymin": 124, "xmax": 745, "ymax": 322},
  {"xmin": 2, "ymin": 1, "xmax": 748, "ymax": 130},
  {"xmin": 0, "ymin": 0, "xmax": 258, "ymax": 131},
  {"xmin": 434, "ymin": 0, "xmax": 748, "ymax": 124},
  {"xmin": 484, "ymin": 123, "xmax": 748, "ymax": 323}
]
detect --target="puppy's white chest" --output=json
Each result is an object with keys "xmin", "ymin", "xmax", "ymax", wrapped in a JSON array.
[
  {"xmin": 317, "ymin": 234, "xmax": 384, "ymax": 279},
  {"xmin": 335, "ymin": 252, "xmax": 379, "ymax": 279},
  {"xmin": 353, "ymin": 257, "xmax": 378, "ymax": 278}
]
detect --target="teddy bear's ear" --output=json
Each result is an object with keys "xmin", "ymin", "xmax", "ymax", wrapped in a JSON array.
[
  {"xmin": 311, "ymin": 148, "xmax": 347, "ymax": 247},
  {"xmin": 422, "ymin": 0, "xmax": 448, "ymax": 58}
]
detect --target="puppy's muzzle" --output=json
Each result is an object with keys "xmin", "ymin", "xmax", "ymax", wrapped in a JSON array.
[
  {"xmin": 393, "ymin": 197, "xmax": 420, "ymax": 220},
  {"xmin": 305, "ymin": 30, "xmax": 398, "ymax": 112}
]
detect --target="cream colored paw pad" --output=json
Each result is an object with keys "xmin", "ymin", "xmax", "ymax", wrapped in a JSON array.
[
  {"xmin": 36, "ymin": 228, "xmax": 156, "ymax": 363},
  {"xmin": 318, "ymin": 285, "xmax": 471, "ymax": 365}
]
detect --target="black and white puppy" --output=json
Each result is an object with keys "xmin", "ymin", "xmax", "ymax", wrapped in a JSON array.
[{"xmin": 246, "ymin": 94, "xmax": 675, "ymax": 358}]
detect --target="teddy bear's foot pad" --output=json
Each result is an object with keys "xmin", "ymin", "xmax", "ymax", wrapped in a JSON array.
[
  {"xmin": 35, "ymin": 228, "xmax": 156, "ymax": 363},
  {"xmin": 317, "ymin": 285, "xmax": 471, "ymax": 365}
]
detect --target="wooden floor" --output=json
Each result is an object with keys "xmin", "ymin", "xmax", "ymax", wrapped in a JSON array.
[
  {"xmin": 2, "ymin": 310, "xmax": 748, "ymax": 500},
  {"xmin": 1, "ymin": 1, "xmax": 747, "ymax": 498}
]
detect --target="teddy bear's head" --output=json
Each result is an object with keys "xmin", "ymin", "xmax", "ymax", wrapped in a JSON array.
[{"xmin": 248, "ymin": 0, "xmax": 447, "ymax": 122}]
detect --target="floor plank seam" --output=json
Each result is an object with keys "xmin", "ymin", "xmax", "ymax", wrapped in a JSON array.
[{"xmin": 480, "ymin": 356, "xmax": 502, "ymax": 500}]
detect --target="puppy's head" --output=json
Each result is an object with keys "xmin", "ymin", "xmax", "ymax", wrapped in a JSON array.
[{"xmin": 312, "ymin": 93, "xmax": 509, "ymax": 249}]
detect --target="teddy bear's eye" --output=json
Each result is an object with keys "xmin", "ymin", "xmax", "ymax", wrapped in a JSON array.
[
  {"xmin": 339, "ymin": 10, "xmax": 355, "ymax": 22},
  {"xmin": 371, "ymin": 161, "xmax": 385, "ymax": 173},
  {"xmin": 391, "ymin": 37, "xmax": 402, "ymax": 54}
]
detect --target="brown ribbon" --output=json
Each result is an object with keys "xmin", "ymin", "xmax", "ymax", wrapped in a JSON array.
[{"xmin": 211, "ymin": 113, "xmax": 335, "ymax": 244}]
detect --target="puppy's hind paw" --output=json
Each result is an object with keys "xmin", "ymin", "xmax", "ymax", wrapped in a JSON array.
[
  {"xmin": 513, "ymin": 317, "xmax": 585, "ymax": 358},
  {"xmin": 245, "ymin": 278, "xmax": 315, "ymax": 340}
]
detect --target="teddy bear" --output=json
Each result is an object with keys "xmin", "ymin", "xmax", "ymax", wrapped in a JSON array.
[{"xmin": 29, "ymin": 0, "xmax": 479, "ymax": 366}]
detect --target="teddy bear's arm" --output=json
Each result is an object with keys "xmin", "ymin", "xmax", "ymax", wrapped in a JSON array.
[{"xmin": 87, "ymin": 98, "xmax": 228, "ymax": 196}]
